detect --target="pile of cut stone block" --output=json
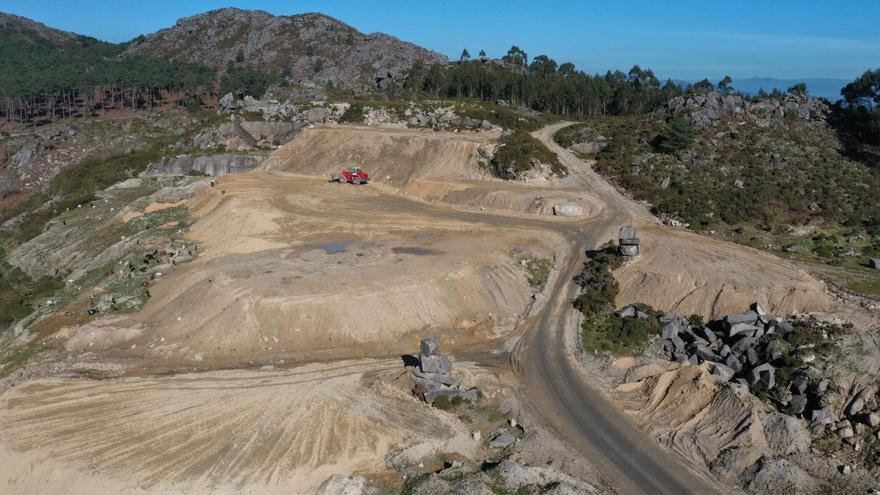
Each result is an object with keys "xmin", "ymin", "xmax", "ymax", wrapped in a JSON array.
[{"xmin": 410, "ymin": 337, "xmax": 478, "ymax": 405}]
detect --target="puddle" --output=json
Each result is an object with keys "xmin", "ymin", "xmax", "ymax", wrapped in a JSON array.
[
  {"xmin": 416, "ymin": 233, "xmax": 432, "ymax": 242},
  {"xmin": 311, "ymin": 240, "xmax": 353, "ymax": 254},
  {"xmin": 392, "ymin": 246, "xmax": 437, "ymax": 256}
]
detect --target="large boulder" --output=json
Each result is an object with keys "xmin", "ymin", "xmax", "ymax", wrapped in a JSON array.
[
  {"xmin": 761, "ymin": 413, "xmax": 811, "ymax": 456},
  {"xmin": 552, "ymin": 204, "xmax": 585, "ymax": 217},
  {"xmin": 747, "ymin": 363, "xmax": 776, "ymax": 390},
  {"xmin": 746, "ymin": 458, "xmax": 817, "ymax": 495},
  {"xmin": 218, "ymin": 92, "xmax": 235, "ymax": 114},
  {"xmin": 419, "ymin": 353, "xmax": 452, "ymax": 374},
  {"xmin": 420, "ymin": 337, "xmax": 439, "ymax": 356}
]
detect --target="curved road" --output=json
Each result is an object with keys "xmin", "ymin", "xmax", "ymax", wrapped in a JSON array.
[{"xmin": 510, "ymin": 124, "xmax": 722, "ymax": 494}]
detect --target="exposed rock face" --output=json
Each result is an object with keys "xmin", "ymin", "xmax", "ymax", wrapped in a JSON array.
[
  {"xmin": 142, "ymin": 154, "xmax": 263, "ymax": 176},
  {"xmin": 653, "ymin": 91, "xmax": 829, "ymax": 128},
  {"xmin": 747, "ymin": 458, "xmax": 817, "ymax": 495},
  {"xmin": 0, "ymin": 12, "xmax": 78, "ymax": 45},
  {"xmin": 122, "ymin": 8, "xmax": 447, "ymax": 92}
]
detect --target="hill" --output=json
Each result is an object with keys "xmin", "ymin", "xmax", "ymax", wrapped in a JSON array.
[
  {"xmin": 555, "ymin": 92, "xmax": 880, "ymax": 296},
  {"xmin": 0, "ymin": 12, "xmax": 79, "ymax": 45},
  {"xmin": 121, "ymin": 8, "xmax": 447, "ymax": 92}
]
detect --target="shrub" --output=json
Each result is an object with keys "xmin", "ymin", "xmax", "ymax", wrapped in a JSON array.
[
  {"xmin": 654, "ymin": 117, "xmax": 695, "ymax": 153},
  {"xmin": 573, "ymin": 247, "xmax": 622, "ymax": 315},
  {"xmin": 491, "ymin": 130, "xmax": 565, "ymax": 179},
  {"xmin": 525, "ymin": 258, "xmax": 551, "ymax": 289},
  {"xmin": 582, "ymin": 313, "xmax": 661, "ymax": 355},
  {"xmin": 338, "ymin": 104, "xmax": 364, "ymax": 124}
]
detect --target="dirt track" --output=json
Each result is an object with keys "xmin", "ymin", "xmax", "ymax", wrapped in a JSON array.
[{"xmin": 0, "ymin": 123, "xmax": 849, "ymax": 494}]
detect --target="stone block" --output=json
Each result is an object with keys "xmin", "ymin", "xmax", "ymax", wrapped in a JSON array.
[{"xmin": 419, "ymin": 353, "xmax": 452, "ymax": 374}]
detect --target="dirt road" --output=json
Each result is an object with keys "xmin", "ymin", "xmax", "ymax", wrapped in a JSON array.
[
  {"xmin": 509, "ymin": 124, "xmax": 723, "ymax": 494},
  {"xmin": 0, "ymin": 123, "xmax": 840, "ymax": 494}
]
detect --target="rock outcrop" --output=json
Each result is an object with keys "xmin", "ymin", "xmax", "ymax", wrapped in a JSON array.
[
  {"xmin": 653, "ymin": 91, "xmax": 829, "ymax": 129},
  {"xmin": 142, "ymin": 154, "xmax": 263, "ymax": 177},
  {"xmin": 122, "ymin": 8, "xmax": 447, "ymax": 92}
]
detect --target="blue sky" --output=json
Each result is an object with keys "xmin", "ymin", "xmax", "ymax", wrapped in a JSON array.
[{"xmin": 3, "ymin": 0, "xmax": 878, "ymax": 81}]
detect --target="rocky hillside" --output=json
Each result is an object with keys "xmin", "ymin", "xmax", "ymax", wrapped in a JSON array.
[
  {"xmin": 557, "ymin": 92, "xmax": 880, "ymax": 296},
  {"xmin": 0, "ymin": 12, "xmax": 77, "ymax": 45},
  {"xmin": 122, "ymin": 8, "xmax": 447, "ymax": 92}
]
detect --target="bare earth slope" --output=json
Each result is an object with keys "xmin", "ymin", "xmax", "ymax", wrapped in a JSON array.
[
  {"xmin": 65, "ymin": 171, "xmax": 561, "ymax": 368},
  {"xmin": 0, "ymin": 122, "xmax": 848, "ymax": 495},
  {"xmin": 533, "ymin": 124, "xmax": 837, "ymax": 319},
  {"xmin": 0, "ymin": 359, "xmax": 476, "ymax": 494}
]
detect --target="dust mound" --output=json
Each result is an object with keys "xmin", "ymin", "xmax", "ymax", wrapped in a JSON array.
[
  {"xmin": 268, "ymin": 126, "xmax": 491, "ymax": 186},
  {"xmin": 0, "ymin": 360, "xmax": 471, "ymax": 494},
  {"xmin": 615, "ymin": 225, "xmax": 835, "ymax": 318},
  {"xmin": 65, "ymin": 172, "xmax": 557, "ymax": 365}
]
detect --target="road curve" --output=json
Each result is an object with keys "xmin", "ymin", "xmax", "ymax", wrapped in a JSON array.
[{"xmin": 512, "ymin": 123, "xmax": 723, "ymax": 494}]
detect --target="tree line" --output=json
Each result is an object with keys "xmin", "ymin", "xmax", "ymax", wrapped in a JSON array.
[
  {"xmin": 402, "ymin": 46, "xmax": 685, "ymax": 117},
  {"xmin": 0, "ymin": 34, "xmax": 215, "ymax": 126}
]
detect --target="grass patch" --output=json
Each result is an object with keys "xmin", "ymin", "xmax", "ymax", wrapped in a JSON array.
[
  {"xmin": 524, "ymin": 258, "xmax": 551, "ymax": 289},
  {"xmin": 0, "ymin": 341, "xmax": 47, "ymax": 378},
  {"xmin": 0, "ymin": 252, "xmax": 63, "ymax": 330}
]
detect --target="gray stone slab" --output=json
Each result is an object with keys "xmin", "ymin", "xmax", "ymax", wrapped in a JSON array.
[
  {"xmin": 419, "ymin": 353, "xmax": 452, "ymax": 374},
  {"xmin": 420, "ymin": 337, "xmax": 439, "ymax": 356}
]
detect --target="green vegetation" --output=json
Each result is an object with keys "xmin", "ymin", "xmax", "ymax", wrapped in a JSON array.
[
  {"xmin": 573, "ymin": 247, "xmax": 622, "ymax": 315},
  {"xmin": 0, "ymin": 341, "xmax": 48, "ymax": 378},
  {"xmin": 0, "ymin": 253, "xmax": 62, "ymax": 329},
  {"xmin": 338, "ymin": 104, "xmax": 365, "ymax": 124},
  {"xmin": 524, "ymin": 258, "xmax": 551, "ymax": 289},
  {"xmin": 588, "ymin": 115, "xmax": 880, "ymax": 242},
  {"xmin": 573, "ymin": 246, "xmax": 662, "ymax": 356},
  {"xmin": 581, "ymin": 312, "xmax": 662, "ymax": 356},
  {"xmin": 830, "ymin": 68, "xmax": 880, "ymax": 165},
  {"xmin": 491, "ymin": 130, "xmax": 565, "ymax": 179},
  {"xmin": 219, "ymin": 66, "xmax": 279, "ymax": 98},
  {"xmin": 654, "ymin": 117, "xmax": 695, "ymax": 153},
  {"xmin": 553, "ymin": 123, "xmax": 600, "ymax": 148},
  {"xmin": 406, "ymin": 48, "xmax": 678, "ymax": 117},
  {"xmin": 0, "ymin": 26, "xmax": 215, "ymax": 125}
]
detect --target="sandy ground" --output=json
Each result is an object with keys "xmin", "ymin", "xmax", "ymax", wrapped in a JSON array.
[
  {"xmin": 615, "ymin": 225, "xmax": 834, "ymax": 318},
  {"xmin": 0, "ymin": 359, "xmax": 477, "ymax": 494},
  {"xmin": 63, "ymin": 171, "xmax": 564, "ymax": 369},
  {"xmin": 0, "ymin": 123, "xmax": 861, "ymax": 494}
]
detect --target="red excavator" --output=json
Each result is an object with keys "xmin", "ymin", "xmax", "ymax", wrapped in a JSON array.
[{"xmin": 332, "ymin": 166, "xmax": 370, "ymax": 185}]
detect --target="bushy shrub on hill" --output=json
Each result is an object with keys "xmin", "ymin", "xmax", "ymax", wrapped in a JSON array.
[{"xmin": 491, "ymin": 130, "xmax": 565, "ymax": 179}]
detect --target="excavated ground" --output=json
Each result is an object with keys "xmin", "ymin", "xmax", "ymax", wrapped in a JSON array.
[{"xmin": 0, "ymin": 123, "xmax": 860, "ymax": 494}]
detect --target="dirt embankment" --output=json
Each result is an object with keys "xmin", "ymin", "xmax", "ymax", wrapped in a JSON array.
[
  {"xmin": 63, "ymin": 172, "xmax": 563, "ymax": 368},
  {"xmin": 267, "ymin": 125, "xmax": 595, "ymax": 218},
  {"xmin": 535, "ymin": 123, "xmax": 838, "ymax": 321},
  {"xmin": 615, "ymin": 225, "xmax": 835, "ymax": 319},
  {"xmin": 0, "ymin": 359, "xmax": 478, "ymax": 495}
]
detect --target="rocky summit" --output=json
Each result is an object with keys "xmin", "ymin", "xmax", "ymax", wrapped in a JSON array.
[{"xmin": 122, "ymin": 8, "xmax": 447, "ymax": 92}]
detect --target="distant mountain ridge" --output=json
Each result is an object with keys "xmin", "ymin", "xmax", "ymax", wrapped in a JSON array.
[
  {"xmin": 121, "ymin": 8, "xmax": 447, "ymax": 92},
  {"xmin": 732, "ymin": 77, "xmax": 848, "ymax": 101},
  {"xmin": 669, "ymin": 77, "xmax": 848, "ymax": 101}
]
